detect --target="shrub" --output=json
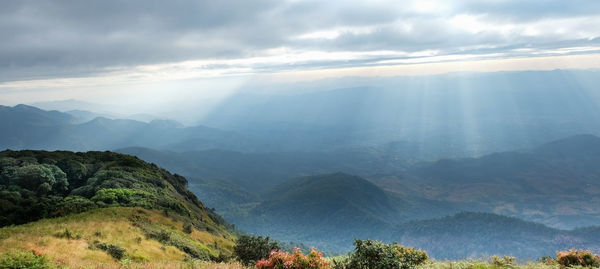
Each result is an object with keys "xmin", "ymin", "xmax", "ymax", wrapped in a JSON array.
[
  {"xmin": 92, "ymin": 241, "xmax": 126, "ymax": 260},
  {"xmin": 54, "ymin": 228, "xmax": 80, "ymax": 239},
  {"xmin": 91, "ymin": 188, "xmax": 134, "ymax": 204},
  {"xmin": 183, "ymin": 223, "xmax": 193, "ymax": 234},
  {"xmin": 0, "ymin": 250, "xmax": 52, "ymax": 269},
  {"xmin": 491, "ymin": 255, "xmax": 516, "ymax": 267},
  {"xmin": 234, "ymin": 235, "xmax": 280, "ymax": 266},
  {"xmin": 556, "ymin": 249, "xmax": 600, "ymax": 268},
  {"xmin": 256, "ymin": 247, "xmax": 329, "ymax": 269},
  {"xmin": 345, "ymin": 239, "xmax": 428, "ymax": 269}
]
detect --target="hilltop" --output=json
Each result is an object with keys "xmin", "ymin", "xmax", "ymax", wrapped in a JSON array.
[{"xmin": 0, "ymin": 150, "xmax": 237, "ymax": 267}]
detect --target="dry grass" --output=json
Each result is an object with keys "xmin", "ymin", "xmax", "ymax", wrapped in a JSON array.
[{"xmin": 0, "ymin": 207, "xmax": 236, "ymax": 269}]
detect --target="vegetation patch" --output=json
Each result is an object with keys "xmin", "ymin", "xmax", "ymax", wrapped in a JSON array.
[
  {"xmin": 332, "ymin": 239, "xmax": 428, "ymax": 269},
  {"xmin": 90, "ymin": 241, "xmax": 127, "ymax": 260},
  {"xmin": 234, "ymin": 235, "xmax": 280, "ymax": 266},
  {"xmin": 132, "ymin": 215, "xmax": 213, "ymax": 261},
  {"xmin": 0, "ymin": 250, "xmax": 53, "ymax": 269},
  {"xmin": 556, "ymin": 249, "xmax": 600, "ymax": 268}
]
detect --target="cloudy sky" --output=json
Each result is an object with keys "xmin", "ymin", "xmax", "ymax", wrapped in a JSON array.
[{"xmin": 1, "ymin": 0, "xmax": 600, "ymax": 106}]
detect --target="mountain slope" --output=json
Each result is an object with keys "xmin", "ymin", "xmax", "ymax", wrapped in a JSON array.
[
  {"xmin": 0, "ymin": 207, "xmax": 235, "ymax": 268},
  {"xmin": 0, "ymin": 105, "xmax": 259, "ymax": 152},
  {"xmin": 0, "ymin": 150, "xmax": 236, "ymax": 267},
  {"xmin": 227, "ymin": 173, "xmax": 401, "ymax": 251},
  {"xmin": 394, "ymin": 212, "xmax": 600, "ymax": 260},
  {"xmin": 381, "ymin": 134, "xmax": 600, "ymax": 229}
]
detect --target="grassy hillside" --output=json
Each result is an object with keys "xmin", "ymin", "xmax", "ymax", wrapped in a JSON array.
[
  {"xmin": 0, "ymin": 150, "xmax": 238, "ymax": 267},
  {"xmin": 0, "ymin": 207, "xmax": 238, "ymax": 268}
]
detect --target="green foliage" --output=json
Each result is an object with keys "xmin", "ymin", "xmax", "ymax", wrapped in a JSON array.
[
  {"xmin": 343, "ymin": 239, "xmax": 428, "ymax": 269},
  {"xmin": 234, "ymin": 235, "xmax": 280, "ymax": 266},
  {"xmin": 0, "ymin": 251, "xmax": 52, "ymax": 269},
  {"xmin": 91, "ymin": 188, "xmax": 135, "ymax": 204},
  {"xmin": 491, "ymin": 256, "xmax": 517, "ymax": 268},
  {"xmin": 0, "ymin": 150, "xmax": 227, "ymax": 235},
  {"xmin": 556, "ymin": 249, "xmax": 600, "ymax": 268},
  {"xmin": 91, "ymin": 241, "xmax": 127, "ymax": 260},
  {"xmin": 54, "ymin": 227, "xmax": 81, "ymax": 239},
  {"xmin": 132, "ymin": 216, "xmax": 212, "ymax": 261},
  {"xmin": 183, "ymin": 223, "xmax": 193, "ymax": 234}
]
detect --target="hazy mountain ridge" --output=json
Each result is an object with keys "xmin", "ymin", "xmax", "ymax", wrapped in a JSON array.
[
  {"xmin": 0, "ymin": 104, "xmax": 261, "ymax": 152},
  {"xmin": 383, "ymin": 134, "xmax": 600, "ymax": 228},
  {"xmin": 200, "ymin": 70, "xmax": 600, "ymax": 157},
  {"xmin": 219, "ymin": 173, "xmax": 600, "ymax": 259}
]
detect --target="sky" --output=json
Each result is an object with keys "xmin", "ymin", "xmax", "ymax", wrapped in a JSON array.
[{"xmin": 1, "ymin": 0, "xmax": 600, "ymax": 107}]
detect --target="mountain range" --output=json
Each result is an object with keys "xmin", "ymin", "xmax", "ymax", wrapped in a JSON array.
[{"xmin": 3, "ymin": 102, "xmax": 600, "ymax": 259}]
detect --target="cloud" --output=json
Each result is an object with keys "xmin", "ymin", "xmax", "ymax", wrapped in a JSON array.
[{"xmin": 0, "ymin": 0, "xmax": 599, "ymax": 83}]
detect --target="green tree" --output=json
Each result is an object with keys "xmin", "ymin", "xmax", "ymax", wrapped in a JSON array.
[
  {"xmin": 234, "ymin": 235, "xmax": 280, "ymax": 266},
  {"xmin": 346, "ymin": 239, "xmax": 428, "ymax": 269}
]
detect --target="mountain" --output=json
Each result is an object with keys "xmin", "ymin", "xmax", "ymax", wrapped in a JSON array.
[
  {"xmin": 228, "ymin": 173, "xmax": 399, "ymax": 252},
  {"xmin": 0, "ymin": 104, "xmax": 261, "ymax": 152},
  {"xmin": 116, "ymin": 146, "xmax": 410, "ymax": 193},
  {"xmin": 377, "ymin": 134, "xmax": 600, "ymax": 229},
  {"xmin": 213, "ymin": 172, "xmax": 600, "ymax": 259},
  {"xmin": 0, "ymin": 150, "xmax": 236, "ymax": 267},
  {"xmin": 0, "ymin": 104, "xmax": 81, "ymax": 150},
  {"xmin": 393, "ymin": 212, "xmax": 600, "ymax": 260},
  {"xmin": 200, "ymin": 70, "xmax": 600, "ymax": 157}
]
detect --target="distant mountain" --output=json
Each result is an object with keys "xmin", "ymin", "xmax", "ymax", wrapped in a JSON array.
[
  {"xmin": 0, "ymin": 104, "xmax": 261, "ymax": 152},
  {"xmin": 0, "ymin": 104, "xmax": 79, "ymax": 149},
  {"xmin": 0, "ymin": 104, "xmax": 76, "ymax": 126},
  {"xmin": 228, "ymin": 173, "xmax": 399, "ymax": 251},
  {"xmin": 394, "ymin": 212, "xmax": 600, "ymax": 260},
  {"xmin": 216, "ymin": 172, "xmax": 600, "ymax": 259},
  {"xmin": 116, "ymin": 146, "xmax": 409, "ymax": 192},
  {"xmin": 200, "ymin": 70, "xmax": 600, "ymax": 157},
  {"xmin": 377, "ymin": 134, "xmax": 600, "ymax": 229}
]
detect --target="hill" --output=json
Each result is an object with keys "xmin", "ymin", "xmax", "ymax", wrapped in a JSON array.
[
  {"xmin": 221, "ymin": 171, "xmax": 600, "ymax": 258},
  {"xmin": 116, "ymin": 147, "xmax": 409, "ymax": 193},
  {"xmin": 226, "ymin": 173, "xmax": 398, "ymax": 252},
  {"xmin": 0, "ymin": 104, "xmax": 259, "ymax": 152},
  {"xmin": 200, "ymin": 71, "xmax": 600, "ymax": 157},
  {"xmin": 379, "ymin": 134, "xmax": 600, "ymax": 229},
  {"xmin": 0, "ymin": 150, "xmax": 237, "ymax": 267},
  {"xmin": 394, "ymin": 212, "xmax": 599, "ymax": 260}
]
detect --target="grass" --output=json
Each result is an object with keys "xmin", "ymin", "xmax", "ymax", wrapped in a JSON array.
[
  {"xmin": 0, "ymin": 207, "xmax": 589, "ymax": 268},
  {"xmin": 0, "ymin": 207, "xmax": 236, "ymax": 268},
  {"xmin": 417, "ymin": 260, "xmax": 560, "ymax": 269}
]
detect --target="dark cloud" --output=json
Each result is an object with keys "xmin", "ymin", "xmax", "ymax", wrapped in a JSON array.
[{"xmin": 0, "ymin": 0, "xmax": 599, "ymax": 82}]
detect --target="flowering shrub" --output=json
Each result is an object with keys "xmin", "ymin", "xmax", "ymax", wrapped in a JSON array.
[
  {"xmin": 556, "ymin": 249, "xmax": 600, "ymax": 267},
  {"xmin": 256, "ymin": 247, "xmax": 329, "ymax": 269}
]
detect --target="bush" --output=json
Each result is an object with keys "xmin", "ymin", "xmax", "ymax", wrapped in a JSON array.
[
  {"xmin": 556, "ymin": 249, "xmax": 600, "ymax": 267},
  {"xmin": 92, "ymin": 241, "xmax": 126, "ymax": 260},
  {"xmin": 183, "ymin": 223, "xmax": 193, "ymax": 234},
  {"xmin": 0, "ymin": 250, "xmax": 52, "ymax": 269},
  {"xmin": 54, "ymin": 228, "xmax": 80, "ymax": 239},
  {"xmin": 256, "ymin": 247, "xmax": 329, "ymax": 269},
  {"xmin": 345, "ymin": 239, "xmax": 428, "ymax": 269},
  {"xmin": 234, "ymin": 235, "xmax": 280, "ymax": 266},
  {"xmin": 491, "ymin": 255, "xmax": 516, "ymax": 267}
]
